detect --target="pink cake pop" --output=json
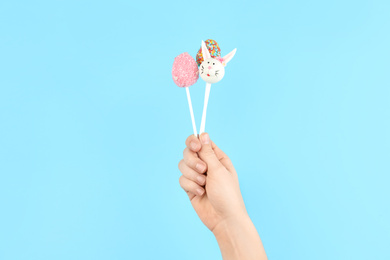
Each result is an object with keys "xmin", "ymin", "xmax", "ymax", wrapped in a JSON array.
[
  {"xmin": 172, "ymin": 52, "xmax": 199, "ymax": 87},
  {"xmin": 172, "ymin": 52, "xmax": 199, "ymax": 136}
]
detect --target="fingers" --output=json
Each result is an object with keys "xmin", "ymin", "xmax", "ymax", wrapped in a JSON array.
[
  {"xmin": 185, "ymin": 134, "xmax": 202, "ymax": 152},
  {"xmin": 198, "ymin": 133, "xmax": 223, "ymax": 171},
  {"xmin": 178, "ymin": 159, "xmax": 207, "ymax": 186},
  {"xmin": 179, "ymin": 175, "xmax": 205, "ymax": 196},
  {"xmin": 184, "ymin": 133, "xmax": 231, "ymax": 171},
  {"xmin": 183, "ymin": 148, "xmax": 207, "ymax": 174},
  {"xmin": 186, "ymin": 191, "xmax": 196, "ymax": 201}
]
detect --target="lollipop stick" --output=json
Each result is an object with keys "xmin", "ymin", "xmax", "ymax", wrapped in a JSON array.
[
  {"xmin": 185, "ymin": 87, "xmax": 198, "ymax": 136},
  {"xmin": 199, "ymin": 83, "xmax": 211, "ymax": 135}
]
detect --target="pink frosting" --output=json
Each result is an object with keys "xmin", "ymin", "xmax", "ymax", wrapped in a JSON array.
[
  {"xmin": 215, "ymin": 57, "xmax": 224, "ymax": 64},
  {"xmin": 172, "ymin": 52, "xmax": 199, "ymax": 88}
]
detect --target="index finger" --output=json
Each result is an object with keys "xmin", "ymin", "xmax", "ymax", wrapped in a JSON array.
[{"xmin": 185, "ymin": 134, "xmax": 201, "ymax": 152}]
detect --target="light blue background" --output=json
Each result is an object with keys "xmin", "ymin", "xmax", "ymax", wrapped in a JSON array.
[{"xmin": 1, "ymin": 0, "xmax": 389, "ymax": 259}]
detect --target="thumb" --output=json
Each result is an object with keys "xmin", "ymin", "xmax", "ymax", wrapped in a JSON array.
[{"xmin": 198, "ymin": 133, "xmax": 223, "ymax": 171}]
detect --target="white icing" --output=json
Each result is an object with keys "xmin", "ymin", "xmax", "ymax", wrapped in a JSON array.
[
  {"xmin": 199, "ymin": 58, "xmax": 225, "ymax": 84},
  {"xmin": 199, "ymin": 40, "xmax": 237, "ymax": 84}
]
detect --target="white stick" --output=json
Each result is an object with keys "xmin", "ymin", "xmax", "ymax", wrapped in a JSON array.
[
  {"xmin": 186, "ymin": 87, "xmax": 198, "ymax": 137},
  {"xmin": 199, "ymin": 83, "xmax": 211, "ymax": 135}
]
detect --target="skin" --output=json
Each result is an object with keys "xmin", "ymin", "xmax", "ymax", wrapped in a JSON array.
[{"xmin": 178, "ymin": 133, "xmax": 268, "ymax": 260}]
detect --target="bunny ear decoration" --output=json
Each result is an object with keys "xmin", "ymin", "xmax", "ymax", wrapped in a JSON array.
[
  {"xmin": 198, "ymin": 40, "xmax": 237, "ymax": 135},
  {"xmin": 201, "ymin": 41, "xmax": 211, "ymax": 60},
  {"xmin": 221, "ymin": 48, "xmax": 237, "ymax": 66}
]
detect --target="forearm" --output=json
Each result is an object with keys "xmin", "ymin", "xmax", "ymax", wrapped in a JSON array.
[{"xmin": 213, "ymin": 214, "xmax": 267, "ymax": 260}]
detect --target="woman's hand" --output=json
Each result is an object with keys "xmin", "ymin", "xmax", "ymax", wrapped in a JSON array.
[
  {"xmin": 178, "ymin": 133, "xmax": 247, "ymax": 232},
  {"xmin": 178, "ymin": 133, "xmax": 267, "ymax": 260}
]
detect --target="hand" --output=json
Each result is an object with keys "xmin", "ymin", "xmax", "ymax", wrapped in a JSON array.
[
  {"xmin": 178, "ymin": 133, "xmax": 267, "ymax": 260},
  {"xmin": 178, "ymin": 133, "xmax": 247, "ymax": 232}
]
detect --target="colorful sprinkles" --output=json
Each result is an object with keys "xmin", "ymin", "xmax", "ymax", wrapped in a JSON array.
[{"xmin": 196, "ymin": 39, "xmax": 221, "ymax": 66}]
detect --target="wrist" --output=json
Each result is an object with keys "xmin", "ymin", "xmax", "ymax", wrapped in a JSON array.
[
  {"xmin": 212, "ymin": 212, "xmax": 251, "ymax": 239},
  {"xmin": 212, "ymin": 212, "xmax": 267, "ymax": 260}
]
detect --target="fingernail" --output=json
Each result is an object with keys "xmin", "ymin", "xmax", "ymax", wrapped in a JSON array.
[
  {"xmin": 190, "ymin": 141, "xmax": 198, "ymax": 150},
  {"xmin": 196, "ymin": 163, "xmax": 205, "ymax": 172},
  {"xmin": 196, "ymin": 188, "xmax": 205, "ymax": 196},
  {"xmin": 197, "ymin": 175, "xmax": 206, "ymax": 184},
  {"xmin": 201, "ymin": 133, "xmax": 210, "ymax": 144}
]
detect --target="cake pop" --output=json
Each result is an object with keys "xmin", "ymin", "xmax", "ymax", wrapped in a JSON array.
[
  {"xmin": 198, "ymin": 40, "xmax": 237, "ymax": 134},
  {"xmin": 172, "ymin": 52, "xmax": 199, "ymax": 136},
  {"xmin": 196, "ymin": 39, "xmax": 221, "ymax": 66}
]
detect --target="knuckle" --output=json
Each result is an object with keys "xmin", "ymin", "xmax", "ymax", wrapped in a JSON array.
[
  {"xmin": 184, "ymin": 151, "xmax": 196, "ymax": 167},
  {"xmin": 185, "ymin": 135, "xmax": 194, "ymax": 147},
  {"xmin": 223, "ymin": 157, "xmax": 232, "ymax": 165},
  {"xmin": 187, "ymin": 181, "xmax": 195, "ymax": 191},
  {"xmin": 178, "ymin": 159, "xmax": 184, "ymax": 171},
  {"xmin": 203, "ymin": 149, "xmax": 214, "ymax": 157},
  {"xmin": 204, "ymin": 150, "xmax": 212, "ymax": 156},
  {"xmin": 179, "ymin": 175, "xmax": 184, "ymax": 186},
  {"xmin": 188, "ymin": 157, "xmax": 197, "ymax": 168},
  {"xmin": 183, "ymin": 147, "xmax": 190, "ymax": 158}
]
